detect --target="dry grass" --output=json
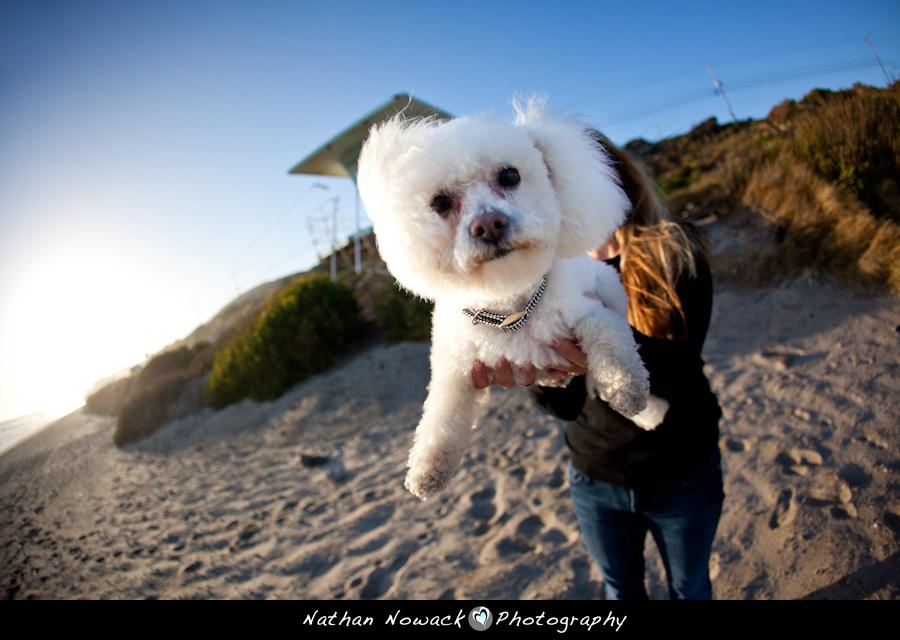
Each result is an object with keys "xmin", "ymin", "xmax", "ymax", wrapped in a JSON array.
[
  {"xmin": 743, "ymin": 161, "xmax": 900, "ymax": 291},
  {"xmin": 107, "ymin": 344, "xmax": 212, "ymax": 446},
  {"xmin": 114, "ymin": 374, "xmax": 191, "ymax": 446},
  {"xmin": 637, "ymin": 82, "xmax": 900, "ymax": 293}
]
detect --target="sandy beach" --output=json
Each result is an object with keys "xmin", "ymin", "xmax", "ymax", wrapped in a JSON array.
[{"xmin": 2, "ymin": 271, "xmax": 899, "ymax": 600}]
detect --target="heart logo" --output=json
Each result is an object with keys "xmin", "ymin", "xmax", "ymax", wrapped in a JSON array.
[{"xmin": 468, "ymin": 606, "xmax": 493, "ymax": 630}]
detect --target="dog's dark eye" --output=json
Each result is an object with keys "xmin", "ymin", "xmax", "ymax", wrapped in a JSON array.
[
  {"xmin": 498, "ymin": 167, "xmax": 520, "ymax": 188},
  {"xmin": 431, "ymin": 194, "xmax": 453, "ymax": 215}
]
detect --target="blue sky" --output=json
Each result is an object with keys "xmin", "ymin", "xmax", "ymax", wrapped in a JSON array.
[{"xmin": 1, "ymin": 0, "xmax": 898, "ymax": 421}]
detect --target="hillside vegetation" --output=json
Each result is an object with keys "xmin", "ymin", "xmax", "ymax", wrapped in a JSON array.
[
  {"xmin": 204, "ymin": 274, "xmax": 359, "ymax": 409},
  {"xmin": 631, "ymin": 82, "xmax": 900, "ymax": 293},
  {"xmin": 105, "ymin": 275, "xmax": 360, "ymax": 446}
]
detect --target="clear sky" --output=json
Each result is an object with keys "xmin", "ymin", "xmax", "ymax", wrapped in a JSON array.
[{"xmin": 1, "ymin": 0, "xmax": 898, "ymax": 421}]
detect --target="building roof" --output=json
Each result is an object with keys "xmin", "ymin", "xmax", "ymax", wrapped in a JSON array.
[{"xmin": 287, "ymin": 94, "xmax": 452, "ymax": 182}]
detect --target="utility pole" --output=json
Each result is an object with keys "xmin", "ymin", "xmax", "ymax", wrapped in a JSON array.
[
  {"xmin": 354, "ymin": 191, "xmax": 361, "ymax": 275},
  {"xmin": 707, "ymin": 63, "xmax": 737, "ymax": 123},
  {"xmin": 865, "ymin": 35, "xmax": 892, "ymax": 86},
  {"xmin": 330, "ymin": 197, "xmax": 338, "ymax": 283}
]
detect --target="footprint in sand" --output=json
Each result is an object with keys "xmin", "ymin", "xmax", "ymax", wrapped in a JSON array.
[
  {"xmin": 494, "ymin": 536, "xmax": 533, "ymax": 556},
  {"xmin": 467, "ymin": 488, "xmax": 497, "ymax": 536},
  {"xmin": 275, "ymin": 499, "xmax": 298, "ymax": 525},
  {"xmin": 838, "ymin": 463, "xmax": 870, "ymax": 490},
  {"xmin": 808, "ymin": 476, "xmax": 852, "ymax": 505},
  {"xmin": 229, "ymin": 524, "xmax": 260, "ymax": 552},
  {"xmin": 546, "ymin": 466, "xmax": 565, "ymax": 489},
  {"xmin": 516, "ymin": 514, "xmax": 544, "ymax": 537},
  {"xmin": 358, "ymin": 555, "xmax": 409, "ymax": 599},
  {"xmin": 724, "ymin": 437, "xmax": 750, "ymax": 453},
  {"xmin": 777, "ymin": 447, "xmax": 824, "ymax": 476},
  {"xmin": 808, "ymin": 476, "xmax": 856, "ymax": 519},
  {"xmin": 884, "ymin": 503, "xmax": 900, "ymax": 536},
  {"xmin": 769, "ymin": 488, "xmax": 798, "ymax": 529},
  {"xmin": 486, "ymin": 514, "xmax": 546, "ymax": 558},
  {"xmin": 518, "ymin": 513, "xmax": 568, "ymax": 546},
  {"xmin": 349, "ymin": 502, "xmax": 396, "ymax": 533},
  {"xmin": 753, "ymin": 348, "xmax": 797, "ymax": 370}
]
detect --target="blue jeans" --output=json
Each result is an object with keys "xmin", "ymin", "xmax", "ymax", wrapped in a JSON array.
[{"xmin": 568, "ymin": 452, "xmax": 724, "ymax": 600}]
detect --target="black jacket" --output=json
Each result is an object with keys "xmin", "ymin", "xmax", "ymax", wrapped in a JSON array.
[{"xmin": 529, "ymin": 256, "xmax": 721, "ymax": 488}]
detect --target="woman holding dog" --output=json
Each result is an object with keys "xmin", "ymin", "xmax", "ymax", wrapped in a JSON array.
[{"xmin": 471, "ymin": 138, "xmax": 723, "ymax": 600}]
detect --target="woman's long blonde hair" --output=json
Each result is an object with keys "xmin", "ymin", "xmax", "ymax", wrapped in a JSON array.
[{"xmin": 596, "ymin": 134, "xmax": 710, "ymax": 340}]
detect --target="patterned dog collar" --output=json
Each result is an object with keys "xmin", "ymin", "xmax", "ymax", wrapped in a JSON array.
[{"xmin": 462, "ymin": 274, "xmax": 548, "ymax": 332}]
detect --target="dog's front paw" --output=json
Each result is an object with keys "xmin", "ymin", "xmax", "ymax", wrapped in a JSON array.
[
  {"xmin": 404, "ymin": 468, "xmax": 448, "ymax": 501},
  {"xmin": 630, "ymin": 395, "xmax": 669, "ymax": 430},
  {"xmin": 607, "ymin": 389, "xmax": 647, "ymax": 418},
  {"xmin": 604, "ymin": 378, "xmax": 649, "ymax": 418},
  {"xmin": 587, "ymin": 367, "xmax": 649, "ymax": 418}
]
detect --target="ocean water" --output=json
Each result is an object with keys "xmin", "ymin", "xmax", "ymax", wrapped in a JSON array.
[{"xmin": 0, "ymin": 411, "xmax": 63, "ymax": 457}]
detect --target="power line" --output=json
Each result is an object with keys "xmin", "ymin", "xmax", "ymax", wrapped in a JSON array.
[
  {"xmin": 227, "ymin": 181, "xmax": 329, "ymax": 271},
  {"xmin": 189, "ymin": 183, "xmax": 335, "ymax": 329},
  {"xmin": 603, "ymin": 87, "xmax": 716, "ymax": 124},
  {"xmin": 725, "ymin": 58, "xmax": 886, "ymax": 91},
  {"xmin": 602, "ymin": 57, "xmax": 892, "ymax": 127}
]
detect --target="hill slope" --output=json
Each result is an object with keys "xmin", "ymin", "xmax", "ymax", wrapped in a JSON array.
[{"xmin": 630, "ymin": 82, "xmax": 900, "ymax": 292}]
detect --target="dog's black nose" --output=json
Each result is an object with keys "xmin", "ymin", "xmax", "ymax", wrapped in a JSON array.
[{"xmin": 470, "ymin": 209, "xmax": 508, "ymax": 244}]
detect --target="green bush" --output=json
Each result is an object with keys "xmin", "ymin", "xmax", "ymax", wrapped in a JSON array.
[
  {"xmin": 374, "ymin": 278, "xmax": 433, "ymax": 343},
  {"xmin": 204, "ymin": 275, "xmax": 360, "ymax": 408}
]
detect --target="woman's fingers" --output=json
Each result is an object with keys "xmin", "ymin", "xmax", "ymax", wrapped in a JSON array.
[
  {"xmin": 492, "ymin": 359, "xmax": 517, "ymax": 389},
  {"xmin": 472, "ymin": 360, "xmax": 491, "ymax": 389},
  {"xmin": 471, "ymin": 339, "xmax": 587, "ymax": 389},
  {"xmin": 471, "ymin": 360, "xmax": 538, "ymax": 389},
  {"xmin": 550, "ymin": 337, "xmax": 590, "ymax": 374},
  {"xmin": 519, "ymin": 363, "xmax": 537, "ymax": 387}
]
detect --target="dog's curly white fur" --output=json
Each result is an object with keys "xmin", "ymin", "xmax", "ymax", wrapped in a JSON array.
[{"xmin": 358, "ymin": 101, "xmax": 663, "ymax": 500}]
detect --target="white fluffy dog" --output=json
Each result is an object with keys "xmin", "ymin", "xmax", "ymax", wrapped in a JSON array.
[{"xmin": 357, "ymin": 101, "xmax": 664, "ymax": 500}]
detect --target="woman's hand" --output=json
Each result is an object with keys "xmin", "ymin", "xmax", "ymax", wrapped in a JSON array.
[
  {"xmin": 547, "ymin": 337, "xmax": 590, "ymax": 376},
  {"xmin": 470, "ymin": 337, "xmax": 590, "ymax": 390},
  {"xmin": 471, "ymin": 359, "xmax": 536, "ymax": 390}
]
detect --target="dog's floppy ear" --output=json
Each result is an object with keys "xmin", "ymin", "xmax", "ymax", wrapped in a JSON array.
[
  {"xmin": 515, "ymin": 100, "xmax": 631, "ymax": 258},
  {"xmin": 357, "ymin": 114, "xmax": 447, "ymax": 300}
]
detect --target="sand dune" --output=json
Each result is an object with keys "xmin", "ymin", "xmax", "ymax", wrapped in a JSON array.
[{"xmin": 2, "ymin": 275, "xmax": 899, "ymax": 600}]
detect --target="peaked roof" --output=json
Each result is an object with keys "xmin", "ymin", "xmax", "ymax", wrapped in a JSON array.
[{"xmin": 288, "ymin": 94, "xmax": 453, "ymax": 181}]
